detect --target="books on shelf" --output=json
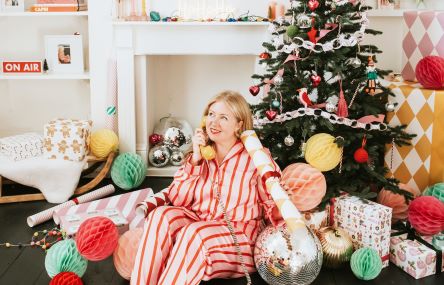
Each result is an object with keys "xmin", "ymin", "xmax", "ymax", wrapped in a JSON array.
[{"xmin": 30, "ymin": 3, "xmax": 87, "ymax": 12}]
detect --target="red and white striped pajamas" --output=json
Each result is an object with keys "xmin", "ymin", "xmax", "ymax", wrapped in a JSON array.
[{"xmin": 131, "ymin": 142, "xmax": 281, "ymax": 285}]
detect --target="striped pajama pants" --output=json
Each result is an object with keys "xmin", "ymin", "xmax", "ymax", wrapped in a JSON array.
[{"xmin": 131, "ymin": 206, "xmax": 256, "ymax": 285}]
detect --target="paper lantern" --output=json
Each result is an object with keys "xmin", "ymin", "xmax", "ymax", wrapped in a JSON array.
[
  {"xmin": 415, "ymin": 56, "xmax": 444, "ymax": 89},
  {"xmin": 408, "ymin": 196, "xmax": 444, "ymax": 236},
  {"xmin": 113, "ymin": 228, "xmax": 144, "ymax": 280},
  {"xmin": 350, "ymin": 247, "xmax": 382, "ymax": 280},
  {"xmin": 305, "ymin": 133, "xmax": 342, "ymax": 172},
  {"xmin": 50, "ymin": 272, "xmax": 83, "ymax": 285},
  {"xmin": 45, "ymin": 239, "xmax": 88, "ymax": 278},
  {"xmin": 111, "ymin": 152, "xmax": 146, "ymax": 190},
  {"xmin": 377, "ymin": 184, "xmax": 420, "ymax": 222},
  {"xmin": 90, "ymin": 129, "xmax": 119, "ymax": 159},
  {"xmin": 76, "ymin": 217, "xmax": 119, "ymax": 261},
  {"xmin": 424, "ymin": 183, "xmax": 444, "ymax": 203},
  {"xmin": 281, "ymin": 163, "xmax": 326, "ymax": 211}
]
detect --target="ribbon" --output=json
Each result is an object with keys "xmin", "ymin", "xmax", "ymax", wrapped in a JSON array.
[
  {"xmin": 261, "ymin": 170, "xmax": 281, "ymax": 185},
  {"xmin": 391, "ymin": 222, "xmax": 443, "ymax": 274},
  {"xmin": 357, "ymin": 114, "xmax": 385, "ymax": 124}
]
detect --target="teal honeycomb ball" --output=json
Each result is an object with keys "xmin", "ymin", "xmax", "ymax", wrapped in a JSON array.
[
  {"xmin": 111, "ymin": 152, "xmax": 146, "ymax": 190},
  {"xmin": 45, "ymin": 239, "xmax": 88, "ymax": 278},
  {"xmin": 350, "ymin": 247, "xmax": 382, "ymax": 280},
  {"xmin": 424, "ymin": 183, "xmax": 444, "ymax": 203}
]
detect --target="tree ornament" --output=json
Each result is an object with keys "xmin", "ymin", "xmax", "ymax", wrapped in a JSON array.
[
  {"xmin": 170, "ymin": 149, "xmax": 185, "ymax": 166},
  {"xmin": 50, "ymin": 272, "xmax": 83, "ymax": 285},
  {"xmin": 326, "ymin": 102, "xmax": 337, "ymax": 112},
  {"xmin": 111, "ymin": 152, "xmax": 147, "ymax": 190},
  {"xmin": 265, "ymin": 109, "xmax": 277, "ymax": 121},
  {"xmin": 148, "ymin": 145, "xmax": 171, "ymax": 167},
  {"xmin": 316, "ymin": 227, "xmax": 353, "ymax": 269},
  {"xmin": 90, "ymin": 129, "xmax": 119, "ymax": 159},
  {"xmin": 307, "ymin": 26, "xmax": 318, "ymax": 44},
  {"xmin": 300, "ymin": 141, "xmax": 307, "ymax": 157},
  {"xmin": 311, "ymin": 73, "xmax": 322, "ymax": 87},
  {"xmin": 408, "ymin": 196, "xmax": 444, "ymax": 235},
  {"xmin": 249, "ymin": 85, "xmax": 260, "ymax": 96},
  {"xmin": 350, "ymin": 248, "xmax": 382, "ymax": 280},
  {"xmin": 286, "ymin": 25, "xmax": 299, "ymax": 38},
  {"xmin": 377, "ymin": 184, "xmax": 420, "ymax": 223},
  {"xmin": 336, "ymin": 80, "xmax": 348, "ymax": 118},
  {"xmin": 149, "ymin": 133, "xmax": 163, "ymax": 145},
  {"xmin": 259, "ymin": 52, "xmax": 271, "ymax": 59},
  {"xmin": 424, "ymin": 182, "xmax": 444, "ymax": 203},
  {"xmin": 273, "ymin": 74, "xmax": 284, "ymax": 85},
  {"xmin": 76, "ymin": 217, "xmax": 119, "ymax": 261},
  {"xmin": 385, "ymin": 102, "xmax": 395, "ymax": 112},
  {"xmin": 415, "ymin": 55, "xmax": 444, "ymax": 89},
  {"xmin": 296, "ymin": 13, "xmax": 311, "ymax": 28},
  {"xmin": 354, "ymin": 136, "xmax": 368, "ymax": 164},
  {"xmin": 345, "ymin": 57, "xmax": 361, "ymax": 68},
  {"xmin": 113, "ymin": 228, "xmax": 143, "ymax": 280},
  {"xmin": 365, "ymin": 56, "xmax": 378, "ymax": 95},
  {"xmin": 284, "ymin": 135, "xmax": 295, "ymax": 146},
  {"xmin": 45, "ymin": 239, "xmax": 88, "ymax": 278},
  {"xmin": 308, "ymin": 0, "xmax": 320, "ymax": 11},
  {"xmin": 272, "ymin": 99, "xmax": 280, "ymax": 108},
  {"xmin": 297, "ymin": 87, "xmax": 313, "ymax": 107},
  {"xmin": 305, "ymin": 133, "xmax": 343, "ymax": 172}
]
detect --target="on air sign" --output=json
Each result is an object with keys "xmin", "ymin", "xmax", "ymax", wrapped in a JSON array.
[{"xmin": 2, "ymin": 61, "xmax": 42, "ymax": 73}]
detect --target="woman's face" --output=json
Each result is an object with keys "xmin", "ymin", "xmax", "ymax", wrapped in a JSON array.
[{"xmin": 206, "ymin": 101, "xmax": 242, "ymax": 144}]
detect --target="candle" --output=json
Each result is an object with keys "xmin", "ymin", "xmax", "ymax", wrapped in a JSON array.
[
  {"xmin": 268, "ymin": 1, "xmax": 277, "ymax": 21},
  {"xmin": 277, "ymin": 3, "xmax": 285, "ymax": 18}
]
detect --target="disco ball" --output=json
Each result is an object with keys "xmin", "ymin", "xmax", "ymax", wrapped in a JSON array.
[
  {"xmin": 254, "ymin": 223, "xmax": 323, "ymax": 285},
  {"xmin": 153, "ymin": 117, "xmax": 193, "ymax": 152}
]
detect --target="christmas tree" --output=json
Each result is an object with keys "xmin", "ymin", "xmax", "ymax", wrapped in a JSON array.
[{"xmin": 250, "ymin": 0, "xmax": 414, "ymax": 203}]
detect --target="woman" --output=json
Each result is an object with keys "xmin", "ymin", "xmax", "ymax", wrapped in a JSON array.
[{"xmin": 131, "ymin": 91, "xmax": 281, "ymax": 285}]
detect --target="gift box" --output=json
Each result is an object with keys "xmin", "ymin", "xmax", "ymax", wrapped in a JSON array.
[
  {"xmin": 390, "ymin": 232, "xmax": 443, "ymax": 279},
  {"xmin": 0, "ymin": 133, "xmax": 43, "ymax": 161},
  {"xmin": 401, "ymin": 11, "xmax": 444, "ymax": 81},
  {"xmin": 330, "ymin": 195, "xmax": 392, "ymax": 267},
  {"xmin": 43, "ymin": 119, "xmax": 92, "ymax": 161},
  {"xmin": 384, "ymin": 81, "xmax": 444, "ymax": 192},
  {"xmin": 302, "ymin": 205, "xmax": 329, "ymax": 233},
  {"xmin": 59, "ymin": 208, "xmax": 129, "ymax": 236}
]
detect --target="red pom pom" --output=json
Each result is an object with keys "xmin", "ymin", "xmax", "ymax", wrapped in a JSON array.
[
  {"xmin": 408, "ymin": 196, "xmax": 444, "ymax": 235},
  {"xmin": 149, "ymin": 134, "xmax": 163, "ymax": 145},
  {"xmin": 50, "ymin": 272, "xmax": 83, "ymax": 285},
  {"xmin": 415, "ymin": 56, "xmax": 444, "ymax": 89},
  {"xmin": 76, "ymin": 217, "xmax": 119, "ymax": 261},
  {"xmin": 354, "ymin": 148, "xmax": 368, "ymax": 163}
]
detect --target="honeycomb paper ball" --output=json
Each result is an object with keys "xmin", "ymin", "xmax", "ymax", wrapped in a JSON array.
[
  {"xmin": 415, "ymin": 56, "xmax": 444, "ymax": 89},
  {"xmin": 350, "ymin": 247, "xmax": 382, "ymax": 280},
  {"xmin": 281, "ymin": 163, "xmax": 327, "ymax": 211},
  {"xmin": 305, "ymin": 133, "xmax": 342, "ymax": 172},
  {"xmin": 408, "ymin": 196, "xmax": 444, "ymax": 235},
  {"xmin": 50, "ymin": 272, "xmax": 83, "ymax": 285},
  {"xmin": 76, "ymin": 216, "xmax": 119, "ymax": 261},
  {"xmin": 111, "ymin": 152, "xmax": 147, "ymax": 190},
  {"xmin": 45, "ymin": 239, "xmax": 88, "ymax": 278},
  {"xmin": 377, "ymin": 184, "xmax": 420, "ymax": 222},
  {"xmin": 424, "ymin": 183, "xmax": 444, "ymax": 203},
  {"xmin": 113, "ymin": 228, "xmax": 144, "ymax": 280},
  {"xmin": 90, "ymin": 129, "xmax": 119, "ymax": 159}
]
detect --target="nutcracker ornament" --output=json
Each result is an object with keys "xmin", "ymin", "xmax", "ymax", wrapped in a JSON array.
[{"xmin": 365, "ymin": 56, "xmax": 378, "ymax": 95}]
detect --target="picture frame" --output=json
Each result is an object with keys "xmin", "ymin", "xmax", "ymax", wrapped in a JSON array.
[
  {"xmin": 44, "ymin": 35, "xmax": 84, "ymax": 74},
  {"xmin": 1, "ymin": 0, "xmax": 25, "ymax": 12}
]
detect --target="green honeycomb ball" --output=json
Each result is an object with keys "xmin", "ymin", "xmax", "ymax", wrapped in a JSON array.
[
  {"xmin": 286, "ymin": 25, "xmax": 299, "ymax": 38},
  {"xmin": 45, "ymin": 239, "xmax": 88, "ymax": 278},
  {"xmin": 424, "ymin": 183, "xmax": 444, "ymax": 203},
  {"xmin": 111, "ymin": 152, "xmax": 147, "ymax": 190},
  {"xmin": 350, "ymin": 247, "xmax": 382, "ymax": 280}
]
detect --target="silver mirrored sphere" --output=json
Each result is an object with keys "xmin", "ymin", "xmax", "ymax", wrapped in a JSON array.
[
  {"xmin": 274, "ymin": 75, "xmax": 284, "ymax": 86},
  {"xmin": 170, "ymin": 150, "xmax": 185, "ymax": 166},
  {"xmin": 385, "ymin": 102, "xmax": 395, "ymax": 112},
  {"xmin": 326, "ymin": 102, "xmax": 337, "ymax": 113},
  {"xmin": 148, "ymin": 145, "xmax": 171, "ymax": 167},
  {"xmin": 284, "ymin": 135, "xmax": 295, "ymax": 146}
]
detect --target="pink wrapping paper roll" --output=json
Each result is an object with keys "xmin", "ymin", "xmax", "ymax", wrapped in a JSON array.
[
  {"xmin": 240, "ymin": 130, "xmax": 305, "ymax": 233},
  {"xmin": 27, "ymin": 184, "xmax": 115, "ymax": 227}
]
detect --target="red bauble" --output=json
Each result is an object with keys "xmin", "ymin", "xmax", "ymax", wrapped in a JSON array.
[
  {"xmin": 265, "ymin": 110, "xmax": 277, "ymax": 121},
  {"xmin": 408, "ymin": 196, "xmax": 444, "ymax": 235},
  {"xmin": 249, "ymin": 85, "xmax": 260, "ymax": 96},
  {"xmin": 308, "ymin": 0, "xmax": 320, "ymax": 11},
  {"xmin": 354, "ymin": 148, "xmax": 368, "ymax": 163},
  {"xmin": 149, "ymin": 133, "xmax": 163, "ymax": 145},
  {"xmin": 310, "ymin": 74, "xmax": 321, "ymax": 87},
  {"xmin": 259, "ymin": 52, "xmax": 271, "ymax": 59},
  {"xmin": 415, "ymin": 56, "xmax": 444, "ymax": 89},
  {"xmin": 50, "ymin": 272, "xmax": 83, "ymax": 285},
  {"xmin": 76, "ymin": 217, "xmax": 119, "ymax": 261}
]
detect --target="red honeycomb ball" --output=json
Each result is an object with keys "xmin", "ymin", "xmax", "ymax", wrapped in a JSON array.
[
  {"xmin": 50, "ymin": 272, "xmax": 83, "ymax": 285},
  {"xmin": 415, "ymin": 56, "xmax": 444, "ymax": 89},
  {"xmin": 408, "ymin": 196, "xmax": 444, "ymax": 235}
]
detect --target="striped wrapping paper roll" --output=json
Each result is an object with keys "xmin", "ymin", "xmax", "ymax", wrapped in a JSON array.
[
  {"xmin": 240, "ymin": 130, "xmax": 306, "ymax": 234},
  {"xmin": 27, "ymin": 184, "xmax": 115, "ymax": 227},
  {"xmin": 105, "ymin": 58, "xmax": 118, "ymax": 133},
  {"xmin": 53, "ymin": 188, "xmax": 154, "ymax": 230},
  {"xmin": 135, "ymin": 188, "xmax": 170, "ymax": 217}
]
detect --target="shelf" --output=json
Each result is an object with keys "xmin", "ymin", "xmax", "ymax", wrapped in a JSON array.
[
  {"xmin": 367, "ymin": 9, "xmax": 408, "ymax": 17},
  {"xmin": 0, "ymin": 72, "xmax": 90, "ymax": 80},
  {"xmin": 113, "ymin": 21, "xmax": 269, "ymax": 26},
  {"xmin": 0, "ymin": 11, "xmax": 88, "ymax": 17},
  {"xmin": 147, "ymin": 165, "xmax": 178, "ymax": 177}
]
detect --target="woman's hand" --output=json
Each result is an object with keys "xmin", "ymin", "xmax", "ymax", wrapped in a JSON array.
[{"xmin": 191, "ymin": 128, "xmax": 206, "ymax": 165}]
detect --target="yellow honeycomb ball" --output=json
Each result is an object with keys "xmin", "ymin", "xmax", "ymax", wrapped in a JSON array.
[
  {"xmin": 90, "ymin": 129, "xmax": 119, "ymax": 159},
  {"xmin": 304, "ymin": 133, "xmax": 342, "ymax": 172}
]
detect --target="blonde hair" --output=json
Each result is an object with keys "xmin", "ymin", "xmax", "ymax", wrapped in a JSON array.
[{"xmin": 203, "ymin": 90, "xmax": 253, "ymax": 136}]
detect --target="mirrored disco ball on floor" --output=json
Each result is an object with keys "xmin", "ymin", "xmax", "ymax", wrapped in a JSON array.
[{"xmin": 254, "ymin": 223, "xmax": 323, "ymax": 285}]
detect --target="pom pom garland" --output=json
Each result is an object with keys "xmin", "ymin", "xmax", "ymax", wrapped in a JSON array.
[
  {"xmin": 415, "ymin": 56, "xmax": 444, "ymax": 89},
  {"xmin": 350, "ymin": 247, "xmax": 382, "ymax": 280},
  {"xmin": 408, "ymin": 196, "xmax": 444, "ymax": 236},
  {"xmin": 45, "ymin": 239, "xmax": 88, "ymax": 278},
  {"xmin": 50, "ymin": 272, "xmax": 83, "ymax": 285},
  {"xmin": 113, "ymin": 228, "xmax": 144, "ymax": 280},
  {"xmin": 75, "ymin": 217, "xmax": 119, "ymax": 261},
  {"xmin": 111, "ymin": 152, "xmax": 147, "ymax": 190},
  {"xmin": 90, "ymin": 129, "xmax": 119, "ymax": 159}
]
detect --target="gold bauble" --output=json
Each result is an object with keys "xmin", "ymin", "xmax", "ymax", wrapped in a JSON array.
[
  {"xmin": 304, "ymin": 133, "xmax": 342, "ymax": 172},
  {"xmin": 316, "ymin": 227, "xmax": 354, "ymax": 268},
  {"xmin": 90, "ymin": 129, "xmax": 119, "ymax": 159}
]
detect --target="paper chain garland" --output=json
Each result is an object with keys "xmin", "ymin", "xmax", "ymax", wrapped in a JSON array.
[{"xmin": 254, "ymin": 107, "xmax": 388, "ymax": 131}]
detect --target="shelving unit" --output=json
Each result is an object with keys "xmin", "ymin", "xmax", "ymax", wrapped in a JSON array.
[
  {"xmin": 0, "ymin": 11, "xmax": 88, "ymax": 17},
  {"xmin": 0, "ymin": 72, "xmax": 90, "ymax": 80}
]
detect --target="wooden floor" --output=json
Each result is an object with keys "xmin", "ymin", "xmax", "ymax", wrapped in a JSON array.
[{"xmin": 0, "ymin": 178, "xmax": 442, "ymax": 285}]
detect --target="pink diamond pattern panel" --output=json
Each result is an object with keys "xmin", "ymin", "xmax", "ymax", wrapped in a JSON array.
[
  {"xmin": 403, "ymin": 31, "xmax": 416, "ymax": 58},
  {"xmin": 419, "ymin": 11, "xmax": 434, "ymax": 29},
  {"xmin": 404, "ymin": 11, "xmax": 418, "ymax": 28},
  {"xmin": 418, "ymin": 34, "xmax": 434, "ymax": 57}
]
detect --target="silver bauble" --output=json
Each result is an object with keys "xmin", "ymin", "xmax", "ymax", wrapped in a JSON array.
[
  {"xmin": 274, "ymin": 75, "xmax": 284, "ymax": 86},
  {"xmin": 385, "ymin": 102, "xmax": 395, "ymax": 112},
  {"xmin": 326, "ymin": 102, "xmax": 337, "ymax": 113},
  {"xmin": 296, "ymin": 13, "xmax": 311, "ymax": 29},
  {"xmin": 148, "ymin": 145, "xmax": 171, "ymax": 167},
  {"xmin": 153, "ymin": 117, "xmax": 193, "ymax": 152},
  {"xmin": 284, "ymin": 135, "xmax": 295, "ymax": 146},
  {"xmin": 346, "ymin": 57, "xmax": 361, "ymax": 68},
  {"xmin": 170, "ymin": 150, "xmax": 185, "ymax": 166},
  {"xmin": 254, "ymin": 224, "xmax": 323, "ymax": 285},
  {"xmin": 164, "ymin": 127, "xmax": 187, "ymax": 149},
  {"xmin": 272, "ymin": 100, "xmax": 281, "ymax": 108}
]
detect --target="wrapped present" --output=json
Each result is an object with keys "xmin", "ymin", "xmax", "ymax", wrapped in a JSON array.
[
  {"xmin": 384, "ymin": 81, "xmax": 444, "ymax": 192},
  {"xmin": 402, "ymin": 11, "xmax": 444, "ymax": 81},
  {"xmin": 43, "ymin": 119, "xmax": 92, "ymax": 161},
  {"xmin": 330, "ymin": 195, "xmax": 392, "ymax": 267},
  {"xmin": 0, "ymin": 133, "xmax": 43, "ymax": 161},
  {"xmin": 53, "ymin": 188, "xmax": 154, "ymax": 230},
  {"xmin": 59, "ymin": 208, "xmax": 129, "ymax": 236},
  {"xmin": 390, "ymin": 231, "xmax": 443, "ymax": 279},
  {"xmin": 302, "ymin": 205, "xmax": 329, "ymax": 233}
]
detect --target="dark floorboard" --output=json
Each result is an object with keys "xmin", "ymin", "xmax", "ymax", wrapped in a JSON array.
[{"xmin": 0, "ymin": 177, "xmax": 442, "ymax": 285}]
